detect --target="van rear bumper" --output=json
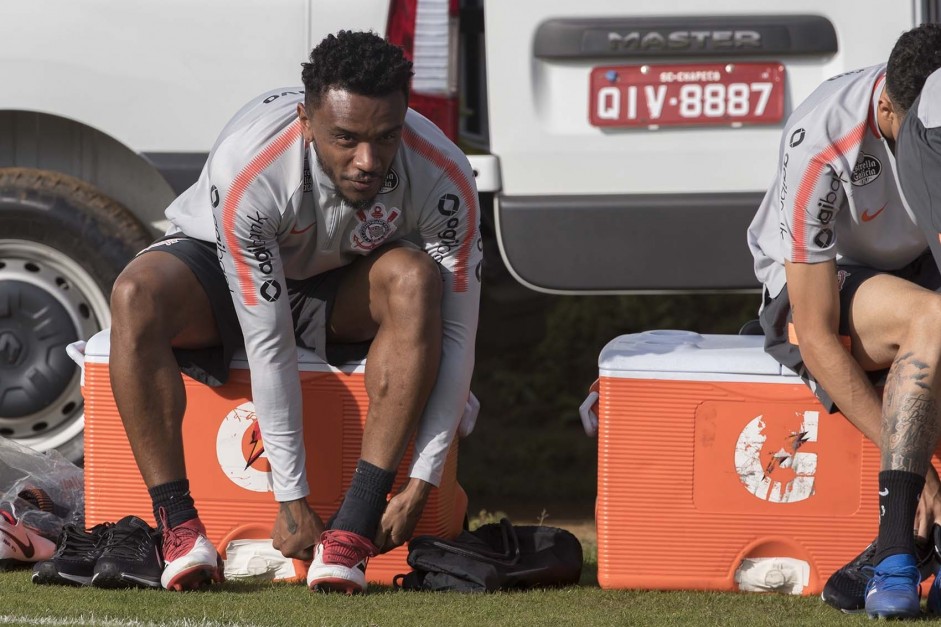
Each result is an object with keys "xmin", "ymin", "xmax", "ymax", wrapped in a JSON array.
[{"xmin": 494, "ymin": 192, "xmax": 764, "ymax": 293}]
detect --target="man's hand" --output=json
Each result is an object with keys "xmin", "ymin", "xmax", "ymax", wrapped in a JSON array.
[
  {"xmin": 915, "ymin": 464, "xmax": 941, "ymax": 540},
  {"xmin": 374, "ymin": 478, "xmax": 433, "ymax": 553},
  {"xmin": 271, "ymin": 498, "xmax": 324, "ymax": 561}
]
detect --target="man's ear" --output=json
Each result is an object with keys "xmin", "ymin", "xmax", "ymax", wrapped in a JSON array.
[
  {"xmin": 878, "ymin": 91, "xmax": 897, "ymax": 121},
  {"xmin": 876, "ymin": 90, "xmax": 898, "ymax": 136},
  {"xmin": 297, "ymin": 103, "xmax": 314, "ymax": 141}
]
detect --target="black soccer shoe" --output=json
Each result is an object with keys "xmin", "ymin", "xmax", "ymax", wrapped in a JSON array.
[
  {"xmin": 31, "ymin": 522, "xmax": 113, "ymax": 586},
  {"xmin": 91, "ymin": 515, "xmax": 163, "ymax": 589},
  {"xmin": 821, "ymin": 528, "xmax": 939, "ymax": 613}
]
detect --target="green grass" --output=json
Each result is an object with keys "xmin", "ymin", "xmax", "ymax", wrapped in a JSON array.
[{"xmin": 0, "ymin": 566, "xmax": 880, "ymax": 627}]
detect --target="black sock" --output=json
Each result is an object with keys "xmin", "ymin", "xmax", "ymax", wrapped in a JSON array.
[
  {"xmin": 330, "ymin": 460, "xmax": 396, "ymax": 540},
  {"xmin": 149, "ymin": 479, "xmax": 198, "ymax": 531},
  {"xmin": 874, "ymin": 470, "xmax": 924, "ymax": 564}
]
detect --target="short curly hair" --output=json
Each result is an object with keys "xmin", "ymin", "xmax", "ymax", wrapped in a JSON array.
[
  {"xmin": 887, "ymin": 23, "xmax": 941, "ymax": 117},
  {"xmin": 301, "ymin": 30, "xmax": 413, "ymax": 110}
]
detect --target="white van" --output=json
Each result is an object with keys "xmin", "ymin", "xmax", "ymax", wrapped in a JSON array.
[{"xmin": 0, "ymin": 0, "xmax": 935, "ymax": 458}]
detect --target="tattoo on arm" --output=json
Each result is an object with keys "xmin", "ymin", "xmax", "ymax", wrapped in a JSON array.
[{"xmin": 280, "ymin": 503, "xmax": 298, "ymax": 534}]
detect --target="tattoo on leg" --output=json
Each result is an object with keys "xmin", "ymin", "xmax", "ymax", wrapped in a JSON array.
[{"xmin": 882, "ymin": 352, "xmax": 941, "ymax": 474}]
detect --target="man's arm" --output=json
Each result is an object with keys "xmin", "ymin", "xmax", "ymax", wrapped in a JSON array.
[
  {"xmin": 786, "ymin": 259, "xmax": 884, "ymax": 442},
  {"xmin": 374, "ymin": 131, "xmax": 482, "ymax": 551},
  {"xmin": 787, "ymin": 260, "xmax": 941, "ymax": 535},
  {"xmin": 208, "ymin": 132, "xmax": 322, "ymax": 558}
]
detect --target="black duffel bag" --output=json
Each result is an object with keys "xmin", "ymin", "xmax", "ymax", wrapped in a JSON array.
[{"xmin": 394, "ymin": 518, "xmax": 583, "ymax": 592}]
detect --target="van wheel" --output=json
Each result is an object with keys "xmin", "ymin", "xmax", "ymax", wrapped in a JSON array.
[{"xmin": 0, "ymin": 168, "xmax": 153, "ymax": 464}]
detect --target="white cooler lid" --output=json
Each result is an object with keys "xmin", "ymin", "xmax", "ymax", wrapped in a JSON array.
[{"xmin": 599, "ymin": 330, "xmax": 799, "ymax": 379}]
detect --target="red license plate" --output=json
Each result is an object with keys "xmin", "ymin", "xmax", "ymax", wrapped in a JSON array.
[{"xmin": 589, "ymin": 62, "xmax": 785, "ymax": 128}]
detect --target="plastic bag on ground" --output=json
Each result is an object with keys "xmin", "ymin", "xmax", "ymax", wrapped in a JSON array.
[{"xmin": 0, "ymin": 436, "xmax": 84, "ymax": 539}]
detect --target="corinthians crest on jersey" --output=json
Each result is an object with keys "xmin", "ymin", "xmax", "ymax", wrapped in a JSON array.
[{"xmin": 351, "ymin": 203, "xmax": 401, "ymax": 251}]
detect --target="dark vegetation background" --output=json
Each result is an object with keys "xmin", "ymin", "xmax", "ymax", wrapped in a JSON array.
[{"xmin": 458, "ymin": 288, "xmax": 761, "ymax": 522}]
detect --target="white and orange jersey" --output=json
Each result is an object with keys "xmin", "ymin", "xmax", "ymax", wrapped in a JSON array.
[
  {"xmin": 748, "ymin": 64, "xmax": 928, "ymax": 300},
  {"xmin": 165, "ymin": 88, "xmax": 481, "ymax": 502}
]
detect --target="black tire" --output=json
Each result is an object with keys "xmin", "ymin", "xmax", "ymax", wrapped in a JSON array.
[{"xmin": 0, "ymin": 168, "xmax": 153, "ymax": 463}]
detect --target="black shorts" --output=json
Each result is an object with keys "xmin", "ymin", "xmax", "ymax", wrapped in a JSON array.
[
  {"xmin": 759, "ymin": 252, "xmax": 941, "ymax": 412},
  {"xmin": 137, "ymin": 235, "xmax": 370, "ymax": 386}
]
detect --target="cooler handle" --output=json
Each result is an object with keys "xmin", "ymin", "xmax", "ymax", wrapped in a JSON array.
[
  {"xmin": 66, "ymin": 340, "xmax": 87, "ymax": 370},
  {"xmin": 579, "ymin": 379, "xmax": 600, "ymax": 437}
]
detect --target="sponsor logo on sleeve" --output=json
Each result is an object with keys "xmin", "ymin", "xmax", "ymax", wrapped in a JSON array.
[
  {"xmin": 212, "ymin": 218, "xmax": 231, "ymax": 292},
  {"xmin": 437, "ymin": 193, "xmax": 461, "ymax": 217},
  {"xmin": 851, "ymin": 153, "xmax": 882, "ymax": 186},
  {"xmin": 260, "ymin": 279, "xmax": 281, "ymax": 302},
  {"xmin": 816, "ymin": 170, "xmax": 841, "ymax": 225},
  {"xmin": 379, "ymin": 168, "xmax": 399, "ymax": 194},
  {"xmin": 475, "ymin": 238, "xmax": 483, "ymax": 281},
  {"xmin": 210, "ymin": 185, "xmax": 220, "ymax": 208},
  {"xmin": 246, "ymin": 212, "xmax": 275, "ymax": 275},
  {"xmin": 262, "ymin": 90, "xmax": 304, "ymax": 104},
  {"xmin": 433, "ymin": 217, "xmax": 461, "ymax": 262},
  {"xmin": 813, "ymin": 228, "xmax": 834, "ymax": 248},
  {"xmin": 788, "ymin": 128, "xmax": 805, "ymax": 148},
  {"xmin": 778, "ymin": 154, "xmax": 790, "ymax": 213},
  {"xmin": 826, "ymin": 68, "xmax": 865, "ymax": 82}
]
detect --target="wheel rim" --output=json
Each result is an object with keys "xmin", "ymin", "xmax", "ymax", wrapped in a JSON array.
[{"xmin": 0, "ymin": 239, "xmax": 110, "ymax": 452}]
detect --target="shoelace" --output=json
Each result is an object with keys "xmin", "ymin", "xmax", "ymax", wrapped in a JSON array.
[
  {"xmin": 321, "ymin": 530, "xmax": 378, "ymax": 568},
  {"xmin": 159, "ymin": 508, "xmax": 201, "ymax": 562},
  {"xmin": 101, "ymin": 525, "xmax": 156, "ymax": 561},
  {"xmin": 55, "ymin": 523, "xmax": 112, "ymax": 559},
  {"xmin": 162, "ymin": 525, "xmax": 200, "ymax": 562},
  {"xmin": 868, "ymin": 565, "xmax": 921, "ymax": 593},
  {"xmin": 855, "ymin": 544, "xmax": 877, "ymax": 567}
]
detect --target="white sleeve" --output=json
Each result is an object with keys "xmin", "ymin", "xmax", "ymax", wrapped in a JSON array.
[
  {"xmin": 410, "ymin": 157, "xmax": 482, "ymax": 486},
  {"xmin": 778, "ymin": 121, "xmax": 860, "ymax": 264},
  {"xmin": 208, "ymin": 138, "xmax": 309, "ymax": 502}
]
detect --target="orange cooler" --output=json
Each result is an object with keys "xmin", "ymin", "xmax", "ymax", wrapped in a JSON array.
[
  {"xmin": 594, "ymin": 330, "xmax": 898, "ymax": 595},
  {"xmin": 77, "ymin": 329, "xmax": 466, "ymax": 584}
]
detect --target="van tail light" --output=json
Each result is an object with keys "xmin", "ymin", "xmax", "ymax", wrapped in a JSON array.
[{"xmin": 387, "ymin": 0, "xmax": 460, "ymax": 141}]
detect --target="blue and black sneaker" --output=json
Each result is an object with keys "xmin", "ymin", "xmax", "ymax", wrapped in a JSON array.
[
  {"xmin": 822, "ymin": 528, "xmax": 938, "ymax": 613},
  {"xmin": 864, "ymin": 553, "xmax": 921, "ymax": 620}
]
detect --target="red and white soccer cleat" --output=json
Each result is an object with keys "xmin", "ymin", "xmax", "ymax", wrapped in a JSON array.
[
  {"xmin": 159, "ymin": 511, "xmax": 224, "ymax": 591},
  {"xmin": 306, "ymin": 529, "xmax": 378, "ymax": 595},
  {"xmin": 0, "ymin": 510, "xmax": 56, "ymax": 570}
]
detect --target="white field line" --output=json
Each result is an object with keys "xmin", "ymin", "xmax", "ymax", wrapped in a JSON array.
[{"xmin": 0, "ymin": 616, "xmax": 259, "ymax": 627}]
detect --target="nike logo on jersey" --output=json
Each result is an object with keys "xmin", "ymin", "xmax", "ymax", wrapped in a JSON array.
[
  {"xmin": 861, "ymin": 203, "xmax": 888, "ymax": 222},
  {"xmin": 0, "ymin": 525, "xmax": 35, "ymax": 558},
  {"xmin": 290, "ymin": 222, "xmax": 315, "ymax": 235}
]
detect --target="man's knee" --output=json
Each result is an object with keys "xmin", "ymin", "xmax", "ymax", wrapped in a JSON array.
[
  {"xmin": 111, "ymin": 266, "xmax": 162, "ymax": 327},
  {"xmin": 377, "ymin": 248, "xmax": 442, "ymax": 314},
  {"xmin": 909, "ymin": 295, "xmax": 941, "ymax": 349},
  {"xmin": 111, "ymin": 260, "xmax": 186, "ymax": 342}
]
